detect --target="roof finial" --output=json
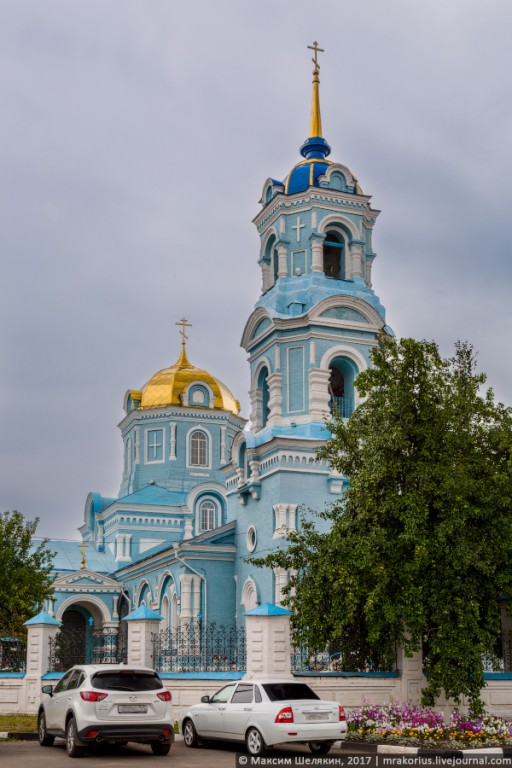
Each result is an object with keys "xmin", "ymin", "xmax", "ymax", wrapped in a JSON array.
[
  {"xmin": 299, "ymin": 43, "xmax": 330, "ymax": 160},
  {"xmin": 175, "ymin": 317, "xmax": 192, "ymax": 367},
  {"xmin": 80, "ymin": 540, "xmax": 87, "ymax": 569},
  {"xmin": 307, "ymin": 41, "xmax": 324, "ymax": 138}
]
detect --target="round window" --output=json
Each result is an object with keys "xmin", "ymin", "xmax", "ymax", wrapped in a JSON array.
[{"xmin": 246, "ymin": 525, "xmax": 257, "ymax": 553}]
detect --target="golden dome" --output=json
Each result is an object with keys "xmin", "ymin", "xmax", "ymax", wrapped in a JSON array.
[{"xmin": 139, "ymin": 345, "xmax": 240, "ymax": 415}]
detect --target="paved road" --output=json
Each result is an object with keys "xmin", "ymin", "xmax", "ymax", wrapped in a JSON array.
[{"xmin": 0, "ymin": 739, "xmax": 379, "ymax": 767}]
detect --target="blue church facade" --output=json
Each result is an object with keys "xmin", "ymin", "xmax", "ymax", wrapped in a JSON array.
[{"xmin": 43, "ymin": 47, "xmax": 390, "ymax": 646}]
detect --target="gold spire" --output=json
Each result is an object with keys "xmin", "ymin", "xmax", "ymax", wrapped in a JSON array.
[
  {"xmin": 307, "ymin": 41, "xmax": 324, "ymax": 138},
  {"xmin": 175, "ymin": 317, "xmax": 192, "ymax": 367},
  {"xmin": 80, "ymin": 540, "xmax": 86, "ymax": 569}
]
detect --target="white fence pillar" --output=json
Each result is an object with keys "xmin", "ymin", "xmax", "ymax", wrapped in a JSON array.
[
  {"xmin": 23, "ymin": 610, "xmax": 61, "ymax": 713},
  {"xmin": 124, "ymin": 606, "xmax": 163, "ymax": 668},
  {"xmin": 243, "ymin": 602, "xmax": 293, "ymax": 680}
]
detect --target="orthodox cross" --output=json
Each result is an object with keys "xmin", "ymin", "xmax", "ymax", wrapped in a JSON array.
[
  {"xmin": 307, "ymin": 41, "xmax": 324, "ymax": 72},
  {"xmin": 292, "ymin": 215, "xmax": 306, "ymax": 242},
  {"xmin": 176, "ymin": 317, "xmax": 192, "ymax": 348}
]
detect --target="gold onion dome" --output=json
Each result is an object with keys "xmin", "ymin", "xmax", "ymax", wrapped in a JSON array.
[{"xmin": 138, "ymin": 341, "xmax": 240, "ymax": 416}]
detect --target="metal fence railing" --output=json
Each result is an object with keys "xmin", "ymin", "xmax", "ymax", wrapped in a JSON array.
[{"xmin": 153, "ymin": 620, "xmax": 246, "ymax": 673}]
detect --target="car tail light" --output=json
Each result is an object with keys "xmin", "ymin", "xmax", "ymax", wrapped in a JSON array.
[
  {"xmin": 86, "ymin": 731, "xmax": 98, "ymax": 739},
  {"xmin": 80, "ymin": 691, "xmax": 108, "ymax": 702},
  {"xmin": 275, "ymin": 706, "xmax": 294, "ymax": 723},
  {"xmin": 339, "ymin": 706, "xmax": 346, "ymax": 722},
  {"xmin": 163, "ymin": 729, "xmax": 172, "ymax": 738},
  {"xmin": 157, "ymin": 691, "xmax": 172, "ymax": 702}
]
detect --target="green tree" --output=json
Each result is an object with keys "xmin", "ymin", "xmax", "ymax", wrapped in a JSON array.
[
  {"xmin": 0, "ymin": 511, "xmax": 55, "ymax": 637},
  {"xmin": 253, "ymin": 338, "xmax": 512, "ymax": 714}
]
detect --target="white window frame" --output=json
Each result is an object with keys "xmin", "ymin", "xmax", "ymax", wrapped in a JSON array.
[{"xmin": 186, "ymin": 426, "xmax": 212, "ymax": 469}]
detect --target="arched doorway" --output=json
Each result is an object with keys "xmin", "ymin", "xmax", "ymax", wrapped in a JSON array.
[{"xmin": 328, "ymin": 357, "xmax": 357, "ymax": 418}]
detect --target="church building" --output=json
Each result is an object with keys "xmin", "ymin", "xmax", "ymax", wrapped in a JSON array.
[{"xmin": 43, "ymin": 44, "xmax": 390, "ymax": 649}]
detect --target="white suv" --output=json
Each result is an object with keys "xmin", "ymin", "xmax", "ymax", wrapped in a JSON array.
[{"xmin": 38, "ymin": 664, "xmax": 174, "ymax": 757}]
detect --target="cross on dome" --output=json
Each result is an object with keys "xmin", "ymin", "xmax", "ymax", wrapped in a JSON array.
[{"xmin": 176, "ymin": 317, "xmax": 192, "ymax": 348}]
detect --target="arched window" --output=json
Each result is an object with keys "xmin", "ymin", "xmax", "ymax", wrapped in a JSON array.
[
  {"xmin": 200, "ymin": 500, "xmax": 216, "ymax": 531},
  {"xmin": 190, "ymin": 430, "xmax": 208, "ymax": 467},
  {"xmin": 189, "ymin": 384, "xmax": 209, "ymax": 406},
  {"xmin": 258, "ymin": 367, "xmax": 270, "ymax": 428},
  {"xmin": 323, "ymin": 231, "xmax": 345, "ymax": 280},
  {"xmin": 328, "ymin": 357, "xmax": 357, "ymax": 418},
  {"xmin": 239, "ymin": 442, "xmax": 248, "ymax": 481}
]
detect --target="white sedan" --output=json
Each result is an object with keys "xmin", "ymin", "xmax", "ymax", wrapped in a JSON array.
[{"xmin": 181, "ymin": 679, "xmax": 347, "ymax": 756}]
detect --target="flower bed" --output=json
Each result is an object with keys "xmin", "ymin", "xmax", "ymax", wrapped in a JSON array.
[{"xmin": 347, "ymin": 703, "xmax": 512, "ymax": 748}]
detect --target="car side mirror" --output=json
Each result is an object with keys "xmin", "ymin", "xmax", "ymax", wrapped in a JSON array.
[
  {"xmin": 41, "ymin": 685, "xmax": 54, "ymax": 697},
  {"xmin": 200, "ymin": 695, "xmax": 210, "ymax": 703}
]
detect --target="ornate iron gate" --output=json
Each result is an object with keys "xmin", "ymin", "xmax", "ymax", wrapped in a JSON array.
[
  {"xmin": 153, "ymin": 620, "xmax": 246, "ymax": 673},
  {"xmin": 48, "ymin": 624, "xmax": 127, "ymax": 671}
]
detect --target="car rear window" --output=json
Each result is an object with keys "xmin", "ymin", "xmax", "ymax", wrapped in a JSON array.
[
  {"xmin": 262, "ymin": 683, "xmax": 320, "ymax": 701},
  {"xmin": 91, "ymin": 671, "xmax": 163, "ymax": 692}
]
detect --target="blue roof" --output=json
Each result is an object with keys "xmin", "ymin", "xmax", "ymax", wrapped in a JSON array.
[
  {"xmin": 24, "ymin": 611, "xmax": 60, "ymax": 626},
  {"xmin": 115, "ymin": 485, "xmax": 187, "ymax": 507},
  {"xmin": 124, "ymin": 606, "xmax": 163, "ymax": 621},
  {"xmin": 33, "ymin": 538, "xmax": 117, "ymax": 574},
  {"xmin": 286, "ymin": 159, "xmax": 331, "ymax": 195},
  {"xmin": 244, "ymin": 602, "xmax": 292, "ymax": 616}
]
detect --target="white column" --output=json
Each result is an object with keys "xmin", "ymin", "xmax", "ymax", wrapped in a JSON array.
[
  {"xmin": 309, "ymin": 368, "xmax": 331, "ymax": 421},
  {"xmin": 267, "ymin": 373, "xmax": 283, "ymax": 424},
  {"xmin": 192, "ymin": 575, "xmax": 201, "ymax": 618},
  {"xmin": 179, "ymin": 574, "xmax": 193, "ymax": 620},
  {"xmin": 243, "ymin": 604, "xmax": 293, "ymax": 680},
  {"xmin": 126, "ymin": 615, "xmax": 163, "ymax": 667},
  {"xmin": 249, "ymin": 459, "xmax": 260, "ymax": 482},
  {"xmin": 23, "ymin": 612, "xmax": 61, "ymax": 713},
  {"xmin": 350, "ymin": 240, "xmax": 365, "ymax": 279},
  {"xmin": 220, "ymin": 426, "xmax": 226, "ymax": 464},
  {"xmin": 249, "ymin": 387, "xmax": 262, "ymax": 431},
  {"xmin": 273, "ymin": 503, "xmax": 288, "ymax": 537},
  {"xmin": 310, "ymin": 233, "xmax": 324, "ymax": 272},
  {"xmin": 261, "ymin": 262, "xmax": 272, "ymax": 292},
  {"xmin": 274, "ymin": 568, "xmax": 288, "ymax": 605},
  {"xmin": 134, "ymin": 427, "xmax": 140, "ymax": 464},
  {"xmin": 277, "ymin": 242, "xmax": 288, "ymax": 278},
  {"xmin": 169, "ymin": 422, "xmax": 177, "ymax": 460},
  {"xmin": 288, "ymin": 504, "xmax": 297, "ymax": 532}
]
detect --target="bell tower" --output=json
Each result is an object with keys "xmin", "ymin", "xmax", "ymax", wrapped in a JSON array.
[
  {"xmin": 241, "ymin": 42, "xmax": 389, "ymax": 439},
  {"xmin": 226, "ymin": 44, "xmax": 393, "ymax": 616}
]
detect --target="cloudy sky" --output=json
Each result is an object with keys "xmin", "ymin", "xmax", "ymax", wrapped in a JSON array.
[{"xmin": 1, "ymin": 0, "xmax": 511, "ymax": 541}]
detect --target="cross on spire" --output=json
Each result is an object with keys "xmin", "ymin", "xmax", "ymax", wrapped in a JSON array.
[
  {"xmin": 307, "ymin": 41, "xmax": 324, "ymax": 73},
  {"xmin": 176, "ymin": 317, "xmax": 192, "ymax": 348}
]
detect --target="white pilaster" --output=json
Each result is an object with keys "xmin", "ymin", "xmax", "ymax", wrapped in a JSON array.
[
  {"xmin": 267, "ymin": 373, "xmax": 283, "ymax": 424},
  {"xmin": 309, "ymin": 368, "xmax": 331, "ymax": 421},
  {"xmin": 277, "ymin": 242, "xmax": 288, "ymax": 278},
  {"xmin": 179, "ymin": 574, "xmax": 193, "ymax": 620},
  {"xmin": 169, "ymin": 422, "xmax": 177, "ymax": 460},
  {"xmin": 350, "ymin": 240, "xmax": 365, "ymax": 279}
]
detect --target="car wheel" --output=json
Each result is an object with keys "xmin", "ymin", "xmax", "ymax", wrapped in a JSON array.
[
  {"xmin": 38, "ymin": 711, "xmax": 54, "ymax": 747},
  {"xmin": 246, "ymin": 727, "xmax": 266, "ymax": 756},
  {"xmin": 308, "ymin": 741, "xmax": 333, "ymax": 755},
  {"xmin": 183, "ymin": 719, "xmax": 200, "ymax": 748},
  {"xmin": 150, "ymin": 741, "xmax": 171, "ymax": 755},
  {"xmin": 66, "ymin": 717, "xmax": 85, "ymax": 758}
]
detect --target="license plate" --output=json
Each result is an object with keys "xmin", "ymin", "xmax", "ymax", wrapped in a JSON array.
[
  {"xmin": 305, "ymin": 712, "xmax": 329, "ymax": 721},
  {"xmin": 118, "ymin": 704, "xmax": 148, "ymax": 713}
]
